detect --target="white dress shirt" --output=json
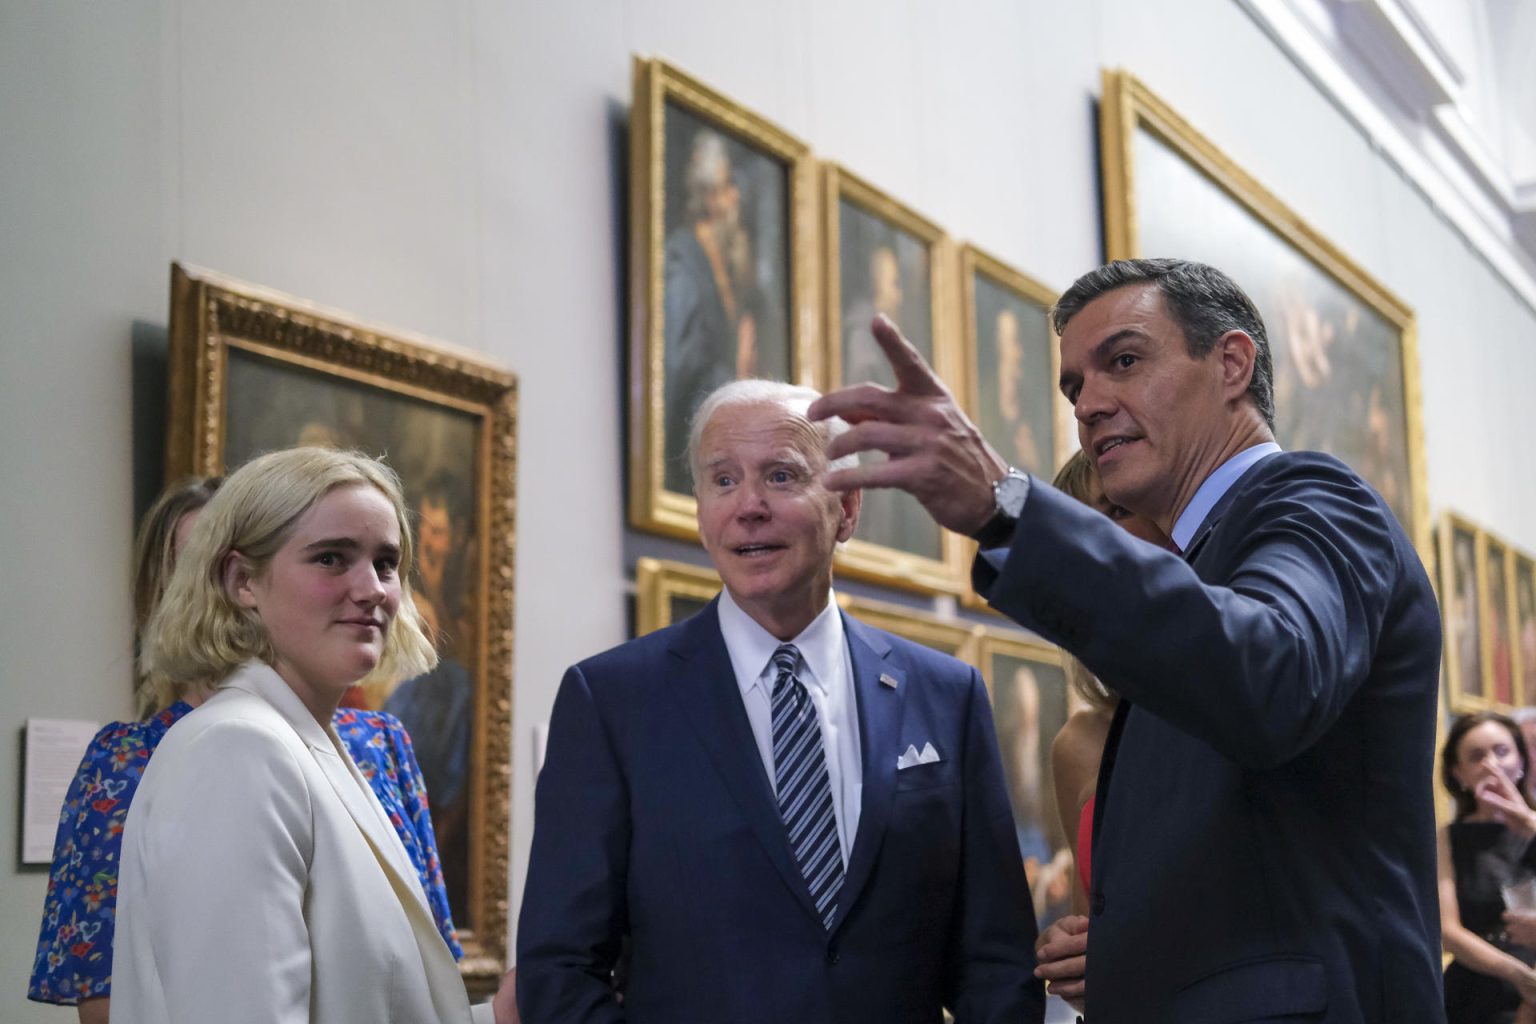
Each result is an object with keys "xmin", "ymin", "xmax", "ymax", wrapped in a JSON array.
[{"xmin": 717, "ymin": 587, "xmax": 863, "ymax": 865}]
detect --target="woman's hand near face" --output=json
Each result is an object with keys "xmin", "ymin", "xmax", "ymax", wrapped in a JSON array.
[{"xmin": 1476, "ymin": 770, "xmax": 1536, "ymax": 839}]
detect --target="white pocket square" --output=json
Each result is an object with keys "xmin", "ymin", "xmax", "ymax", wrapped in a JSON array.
[{"xmin": 896, "ymin": 742, "xmax": 941, "ymax": 770}]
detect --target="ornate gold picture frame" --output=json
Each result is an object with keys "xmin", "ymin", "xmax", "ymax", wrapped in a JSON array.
[
  {"xmin": 1515, "ymin": 552, "xmax": 1536, "ymax": 709},
  {"xmin": 628, "ymin": 56, "xmax": 820, "ymax": 541},
  {"xmin": 634, "ymin": 557, "xmax": 721, "ymax": 636},
  {"xmin": 1479, "ymin": 530, "xmax": 1520, "ymax": 708},
  {"xmin": 1440, "ymin": 512, "xmax": 1487, "ymax": 712},
  {"xmin": 1099, "ymin": 69, "xmax": 1431, "ymax": 560},
  {"xmin": 166, "ymin": 263, "xmax": 517, "ymax": 985},
  {"xmin": 824, "ymin": 163, "xmax": 965, "ymax": 594},
  {"xmin": 974, "ymin": 631, "xmax": 1074, "ymax": 931}
]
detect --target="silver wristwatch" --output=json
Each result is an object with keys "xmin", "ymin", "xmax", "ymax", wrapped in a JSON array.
[{"xmin": 971, "ymin": 468, "xmax": 1029, "ymax": 549}]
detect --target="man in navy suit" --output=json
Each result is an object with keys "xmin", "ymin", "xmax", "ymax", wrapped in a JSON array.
[
  {"xmin": 810, "ymin": 259, "xmax": 1445, "ymax": 1023},
  {"xmin": 516, "ymin": 379, "xmax": 1044, "ymax": 1023}
]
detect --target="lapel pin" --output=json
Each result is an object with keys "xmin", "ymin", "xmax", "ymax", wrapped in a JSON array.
[{"xmin": 879, "ymin": 673, "xmax": 899, "ymax": 690}]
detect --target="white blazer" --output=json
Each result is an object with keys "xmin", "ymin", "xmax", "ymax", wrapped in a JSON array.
[{"xmin": 115, "ymin": 660, "xmax": 493, "ymax": 1024}]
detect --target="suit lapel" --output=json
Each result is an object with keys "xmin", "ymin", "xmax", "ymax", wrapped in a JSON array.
[
  {"xmin": 312, "ymin": 738, "xmax": 434, "ymax": 916},
  {"xmin": 837, "ymin": 614, "xmax": 906, "ymax": 933},
  {"xmin": 223, "ymin": 662, "xmax": 433, "ymax": 922},
  {"xmin": 669, "ymin": 601, "xmax": 824, "ymax": 925}
]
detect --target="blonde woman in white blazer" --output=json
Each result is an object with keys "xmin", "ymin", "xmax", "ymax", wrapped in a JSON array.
[{"xmin": 115, "ymin": 447, "xmax": 502, "ymax": 1024}]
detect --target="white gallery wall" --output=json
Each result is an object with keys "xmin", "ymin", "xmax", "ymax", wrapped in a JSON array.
[{"xmin": 2, "ymin": 1, "xmax": 1532, "ymax": 1018}]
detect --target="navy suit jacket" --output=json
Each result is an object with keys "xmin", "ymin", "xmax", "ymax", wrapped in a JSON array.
[
  {"xmin": 979, "ymin": 450, "xmax": 1445, "ymax": 1023},
  {"xmin": 516, "ymin": 601, "xmax": 1043, "ymax": 1024}
]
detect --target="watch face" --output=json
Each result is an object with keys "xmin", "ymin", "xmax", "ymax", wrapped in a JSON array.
[{"xmin": 997, "ymin": 471, "xmax": 1029, "ymax": 518}]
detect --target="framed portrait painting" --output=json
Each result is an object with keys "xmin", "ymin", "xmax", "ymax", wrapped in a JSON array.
[
  {"xmin": 975, "ymin": 632, "xmax": 1074, "ymax": 932},
  {"xmin": 634, "ymin": 557, "xmax": 721, "ymax": 636},
  {"xmin": 825, "ymin": 163, "xmax": 965, "ymax": 594},
  {"xmin": 1099, "ymin": 70, "xmax": 1430, "ymax": 559},
  {"xmin": 1516, "ymin": 553, "xmax": 1536, "ymax": 709},
  {"xmin": 960, "ymin": 245, "xmax": 1062, "ymax": 480},
  {"xmin": 1439, "ymin": 513, "xmax": 1486, "ymax": 711},
  {"xmin": 958, "ymin": 245, "xmax": 1063, "ymax": 611},
  {"xmin": 1480, "ymin": 534, "xmax": 1517, "ymax": 708},
  {"xmin": 629, "ymin": 56, "xmax": 819, "ymax": 540},
  {"xmin": 166, "ymin": 263, "xmax": 517, "ymax": 984}
]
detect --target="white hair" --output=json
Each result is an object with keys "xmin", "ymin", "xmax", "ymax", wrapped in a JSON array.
[
  {"xmin": 685, "ymin": 131, "xmax": 731, "ymax": 222},
  {"xmin": 685, "ymin": 379, "xmax": 856, "ymax": 488}
]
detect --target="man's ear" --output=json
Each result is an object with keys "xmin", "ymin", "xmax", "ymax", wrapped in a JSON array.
[
  {"xmin": 836, "ymin": 488, "xmax": 862, "ymax": 544},
  {"xmin": 1215, "ymin": 330, "xmax": 1257, "ymax": 402},
  {"xmin": 222, "ymin": 550, "xmax": 260, "ymax": 609}
]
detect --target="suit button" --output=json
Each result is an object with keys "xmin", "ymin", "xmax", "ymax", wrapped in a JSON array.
[
  {"xmin": 826, "ymin": 948, "xmax": 840, "ymax": 966},
  {"xmin": 1092, "ymin": 892, "xmax": 1105, "ymax": 916}
]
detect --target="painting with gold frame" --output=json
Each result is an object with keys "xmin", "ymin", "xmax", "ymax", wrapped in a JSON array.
[
  {"xmin": 166, "ymin": 262, "xmax": 517, "ymax": 985},
  {"xmin": 974, "ymin": 631, "xmax": 1074, "ymax": 933},
  {"xmin": 959, "ymin": 244, "xmax": 1064, "ymax": 611},
  {"xmin": 825, "ymin": 163, "xmax": 964, "ymax": 594},
  {"xmin": 1515, "ymin": 552, "xmax": 1536, "ymax": 709},
  {"xmin": 961, "ymin": 244, "xmax": 1062, "ymax": 480},
  {"xmin": 635, "ymin": 557, "xmax": 722, "ymax": 636},
  {"xmin": 1099, "ymin": 69, "xmax": 1430, "ymax": 558},
  {"xmin": 628, "ymin": 56, "xmax": 819, "ymax": 541},
  {"xmin": 1480, "ymin": 531, "xmax": 1519, "ymax": 708},
  {"xmin": 1439, "ymin": 513, "xmax": 1486, "ymax": 712}
]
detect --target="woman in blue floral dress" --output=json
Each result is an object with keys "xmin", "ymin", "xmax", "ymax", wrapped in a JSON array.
[{"xmin": 28, "ymin": 476, "xmax": 460, "ymax": 1021}]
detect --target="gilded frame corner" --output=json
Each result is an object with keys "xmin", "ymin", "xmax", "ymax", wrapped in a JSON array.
[{"xmin": 634, "ymin": 556, "xmax": 722, "ymax": 635}]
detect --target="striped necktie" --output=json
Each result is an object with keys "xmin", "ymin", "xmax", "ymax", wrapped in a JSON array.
[{"xmin": 770, "ymin": 643, "xmax": 843, "ymax": 930}]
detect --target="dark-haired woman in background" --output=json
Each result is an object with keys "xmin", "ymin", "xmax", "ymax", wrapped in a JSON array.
[{"xmin": 1440, "ymin": 711, "xmax": 1536, "ymax": 1024}]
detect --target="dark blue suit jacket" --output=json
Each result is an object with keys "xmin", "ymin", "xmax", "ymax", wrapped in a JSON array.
[
  {"xmin": 516, "ymin": 601, "xmax": 1043, "ymax": 1023},
  {"xmin": 980, "ymin": 450, "xmax": 1445, "ymax": 1023}
]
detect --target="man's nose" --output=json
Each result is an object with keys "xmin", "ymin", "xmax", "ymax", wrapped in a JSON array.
[
  {"xmin": 733, "ymin": 482, "xmax": 771, "ymax": 519},
  {"xmin": 1074, "ymin": 376, "xmax": 1114, "ymax": 425}
]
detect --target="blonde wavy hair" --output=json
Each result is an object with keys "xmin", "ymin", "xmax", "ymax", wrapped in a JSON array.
[
  {"xmin": 140, "ymin": 447, "xmax": 437, "ymax": 693},
  {"xmin": 1052, "ymin": 450, "xmax": 1117, "ymax": 713}
]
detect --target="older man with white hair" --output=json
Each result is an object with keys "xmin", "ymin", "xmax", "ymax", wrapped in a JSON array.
[{"xmin": 517, "ymin": 379, "xmax": 1043, "ymax": 1024}]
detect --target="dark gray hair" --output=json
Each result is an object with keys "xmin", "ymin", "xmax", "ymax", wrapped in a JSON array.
[{"xmin": 1051, "ymin": 258, "xmax": 1275, "ymax": 428}]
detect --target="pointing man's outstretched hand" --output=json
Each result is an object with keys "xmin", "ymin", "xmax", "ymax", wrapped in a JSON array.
[{"xmin": 808, "ymin": 314, "xmax": 1009, "ymax": 537}]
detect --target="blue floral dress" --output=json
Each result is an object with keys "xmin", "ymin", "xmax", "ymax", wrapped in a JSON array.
[{"xmin": 28, "ymin": 701, "xmax": 461, "ymax": 1005}]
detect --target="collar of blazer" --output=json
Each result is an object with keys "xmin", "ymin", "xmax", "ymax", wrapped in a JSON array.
[
  {"xmin": 665, "ymin": 599, "xmax": 908, "ymax": 934},
  {"xmin": 219, "ymin": 660, "xmax": 437, "ymax": 926}
]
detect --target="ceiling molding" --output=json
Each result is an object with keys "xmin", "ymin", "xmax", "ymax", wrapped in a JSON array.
[{"xmin": 1241, "ymin": 0, "xmax": 1536, "ymax": 312}]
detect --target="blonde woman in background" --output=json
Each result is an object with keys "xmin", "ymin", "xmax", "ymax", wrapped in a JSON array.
[{"xmin": 112, "ymin": 448, "xmax": 505, "ymax": 1024}]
